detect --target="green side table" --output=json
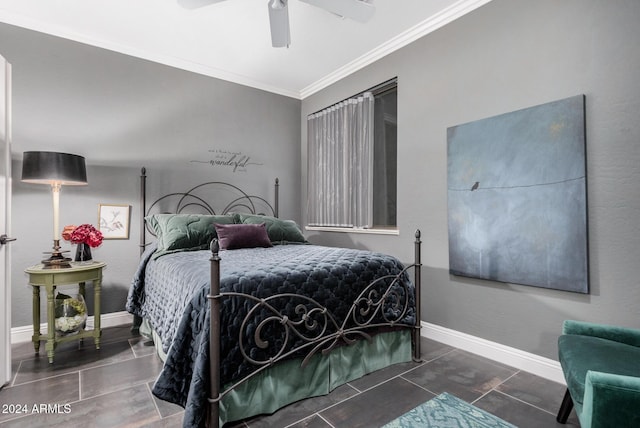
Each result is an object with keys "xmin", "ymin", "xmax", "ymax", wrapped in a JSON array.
[{"xmin": 25, "ymin": 261, "xmax": 106, "ymax": 363}]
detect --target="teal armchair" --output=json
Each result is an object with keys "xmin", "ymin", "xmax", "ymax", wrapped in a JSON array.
[{"xmin": 557, "ymin": 320, "xmax": 640, "ymax": 427}]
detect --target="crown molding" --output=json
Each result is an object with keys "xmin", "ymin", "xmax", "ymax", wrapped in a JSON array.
[
  {"xmin": 299, "ymin": 0, "xmax": 493, "ymax": 99},
  {"xmin": 1, "ymin": 0, "xmax": 492, "ymax": 100},
  {"xmin": 0, "ymin": 11, "xmax": 301, "ymax": 99}
]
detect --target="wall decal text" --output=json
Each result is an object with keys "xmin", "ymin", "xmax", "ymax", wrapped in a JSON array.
[{"xmin": 191, "ymin": 149, "xmax": 264, "ymax": 173}]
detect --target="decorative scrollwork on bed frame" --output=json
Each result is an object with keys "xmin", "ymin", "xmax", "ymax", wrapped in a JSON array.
[
  {"xmin": 137, "ymin": 168, "xmax": 422, "ymax": 428},
  {"xmin": 139, "ymin": 167, "xmax": 279, "ymax": 252},
  {"xmin": 215, "ymin": 246, "xmax": 417, "ymax": 377},
  {"xmin": 207, "ymin": 231, "xmax": 422, "ymax": 428}
]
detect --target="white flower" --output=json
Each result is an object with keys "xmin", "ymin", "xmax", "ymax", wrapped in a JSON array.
[{"xmin": 55, "ymin": 315, "xmax": 86, "ymax": 333}]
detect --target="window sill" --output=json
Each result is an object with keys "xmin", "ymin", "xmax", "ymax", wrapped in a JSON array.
[{"xmin": 305, "ymin": 226, "xmax": 400, "ymax": 236}]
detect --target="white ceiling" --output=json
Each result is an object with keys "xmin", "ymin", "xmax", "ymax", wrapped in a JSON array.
[{"xmin": 0, "ymin": 0, "xmax": 490, "ymax": 99}]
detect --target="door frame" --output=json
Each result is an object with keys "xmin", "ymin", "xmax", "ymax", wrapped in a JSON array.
[{"xmin": 1, "ymin": 54, "xmax": 13, "ymax": 387}]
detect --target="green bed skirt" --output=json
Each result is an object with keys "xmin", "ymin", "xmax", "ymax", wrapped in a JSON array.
[
  {"xmin": 140, "ymin": 320, "xmax": 412, "ymax": 425},
  {"xmin": 219, "ymin": 330, "xmax": 412, "ymax": 424}
]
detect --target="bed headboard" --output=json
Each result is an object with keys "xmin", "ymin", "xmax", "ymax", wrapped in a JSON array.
[{"xmin": 139, "ymin": 167, "xmax": 279, "ymax": 253}]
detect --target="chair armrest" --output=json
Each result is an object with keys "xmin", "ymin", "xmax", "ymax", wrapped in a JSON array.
[
  {"xmin": 562, "ymin": 320, "xmax": 640, "ymax": 347},
  {"xmin": 582, "ymin": 371, "xmax": 640, "ymax": 428}
]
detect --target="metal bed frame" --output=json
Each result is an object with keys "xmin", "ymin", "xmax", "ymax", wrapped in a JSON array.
[{"xmin": 138, "ymin": 168, "xmax": 422, "ymax": 428}]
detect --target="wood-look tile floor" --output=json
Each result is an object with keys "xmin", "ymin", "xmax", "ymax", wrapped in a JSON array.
[{"xmin": 0, "ymin": 325, "xmax": 581, "ymax": 427}]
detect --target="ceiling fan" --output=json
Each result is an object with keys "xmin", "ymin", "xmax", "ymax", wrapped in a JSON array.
[{"xmin": 177, "ymin": 0, "xmax": 376, "ymax": 48}]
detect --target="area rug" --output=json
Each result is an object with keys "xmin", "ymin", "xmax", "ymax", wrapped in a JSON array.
[{"xmin": 382, "ymin": 392, "xmax": 517, "ymax": 428}]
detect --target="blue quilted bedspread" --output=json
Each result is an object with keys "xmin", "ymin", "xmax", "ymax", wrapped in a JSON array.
[{"xmin": 127, "ymin": 244, "xmax": 415, "ymax": 428}]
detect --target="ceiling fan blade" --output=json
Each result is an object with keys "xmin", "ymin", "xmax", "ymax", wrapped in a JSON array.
[
  {"xmin": 268, "ymin": 0, "xmax": 291, "ymax": 48},
  {"xmin": 299, "ymin": 0, "xmax": 375, "ymax": 23},
  {"xmin": 177, "ymin": 0, "xmax": 228, "ymax": 10}
]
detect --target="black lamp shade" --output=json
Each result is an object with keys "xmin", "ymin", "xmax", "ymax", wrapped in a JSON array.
[{"xmin": 21, "ymin": 151, "xmax": 87, "ymax": 185}]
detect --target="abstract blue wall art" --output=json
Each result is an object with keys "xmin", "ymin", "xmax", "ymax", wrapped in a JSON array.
[{"xmin": 447, "ymin": 95, "xmax": 588, "ymax": 293}]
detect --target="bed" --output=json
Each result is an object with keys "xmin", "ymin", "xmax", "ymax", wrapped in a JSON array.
[{"xmin": 126, "ymin": 168, "xmax": 422, "ymax": 428}]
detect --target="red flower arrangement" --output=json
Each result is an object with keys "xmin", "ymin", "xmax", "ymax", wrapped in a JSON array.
[{"xmin": 62, "ymin": 224, "xmax": 104, "ymax": 248}]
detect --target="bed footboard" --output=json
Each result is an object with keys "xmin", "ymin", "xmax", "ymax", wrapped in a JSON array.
[{"xmin": 207, "ymin": 230, "xmax": 423, "ymax": 428}]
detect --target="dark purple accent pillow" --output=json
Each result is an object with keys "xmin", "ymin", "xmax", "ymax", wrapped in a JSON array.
[{"xmin": 214, "ymin": 223, "xmax": 273, "ymax": 250}]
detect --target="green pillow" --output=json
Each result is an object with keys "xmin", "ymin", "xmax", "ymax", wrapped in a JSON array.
[
  {"xmin": 146, "ymin": 213, "xmax": 235, "ymax": 258},
  {"xmin": 234, "ymin": 213, "xmax": 307, "ymax": 244}
]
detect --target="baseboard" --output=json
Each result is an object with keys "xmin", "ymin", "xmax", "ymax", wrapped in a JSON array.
[
  {"xmin": 12, "ymin": 315, "xmax": 564, "ymax": 384},
  {"xmin": 11, "ymin": 311, "xmax": 133, "ymax": 344},
  {"xmin": 421, "ymin": 321, "xmax": 566, "ymax": 385}
]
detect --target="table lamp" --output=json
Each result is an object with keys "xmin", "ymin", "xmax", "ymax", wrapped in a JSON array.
[{"xmin": 21, "ymin": 151, "xmax": 87, "ymax": 268}]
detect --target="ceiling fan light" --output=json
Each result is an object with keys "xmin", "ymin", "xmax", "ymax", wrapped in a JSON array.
[{"xmin": 270, "ymin": 0, "xmax": 286, "ymax": 10}]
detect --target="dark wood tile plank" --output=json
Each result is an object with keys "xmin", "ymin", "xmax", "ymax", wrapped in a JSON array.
[
  {"xmin": 139, "ymin": 412, "xmax": 186, "ymax": 428},
  {"xmin": 402, "ymin": 349, "xmax": 517, "ymax": 403},
  {"xmin": 13, "ymin": 340, "xmax": 135, "ymax": 385},
  {"xmin": 474, "ymin": 390, "xmax": 581, "ymax": 428},
  {"xmin": 320, "ymin": 377, "xmax": 434, "ymax": 428},
  {"xmin": 419, "ymin": 337, "xmax": 456, "ymax": 362},
  {"xmin": 495, "ymin": 370, "xmax": 567, "ymax": 414},
  {"xmin": 80, "ymin": 354, "xmax": 163, "ymax": 399},
  {"xmin": 9, "ymin": 340, "xmax": 39, "ymax": 362},
  {"xmin": 347, "ymin": 360, "xmax": 422, "ymax": 392},
  {"xmin": 147, "ymin": 381, "xmax": 184, "ymax": 419},
  {"xmin": 345, "ymin": 337, "xmax": 455, "ymax": 393},
  {"xmin": 245, "ymin": 383, "xmax": 358, "ymax": 428},
  {"xmin": 98, "ymin": 324, "xmax": 141, "ymax": 346},
  {"xmin": 0, "ymin": 373, "xmax": 79, "ymax": 424},
  {"xmin": 130, "ymin": 337, "xmax": 158, "ymax": 358},
  {"xmin": 288, "ymin": 414, "xmax": 333, "ymax": 428},
  {"xmin": 0, "ymin": 384, "xmax": 159, "ymax": 428}
]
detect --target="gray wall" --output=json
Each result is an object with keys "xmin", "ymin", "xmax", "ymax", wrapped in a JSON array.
[
  {"xmin": 301, "ymin": 0, "xmax": 640, "ymax": 360},
  {"xmin": 5, "ymin": 0, "xmax": 640, "ymax": 362},
  {"xmin": 1, "ymin": 23, "xmax": 301, "ymax": 327}
]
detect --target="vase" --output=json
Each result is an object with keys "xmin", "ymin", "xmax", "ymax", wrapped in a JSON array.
[
  {"xmin": 54, "ymin": 292, "xmax": 88, "ymax": 336},
  {"xmin": 75, "ymin": 243, "xmax": 92, "ymax": 262}
]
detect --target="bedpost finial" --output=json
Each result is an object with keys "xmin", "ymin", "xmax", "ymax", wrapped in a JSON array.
[
  {"xmin": 211, "ymin": 238, "xmax": 220, "ymax": 255},
  {"xmin": 141, "ymin": 167, "xmax": 146, "ymax": 176},
  {"xmin": 415, "ymin": 229, "xmax": 421, "ymax": 239},
  {"xmin": 275, "ymin": 177, "xmax": 279, "ymax": 185}
]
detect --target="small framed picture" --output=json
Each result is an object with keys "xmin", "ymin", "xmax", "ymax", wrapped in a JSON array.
[{"xmin": 98, "ymin": 204, "xmax": 130, "ymax": 239}]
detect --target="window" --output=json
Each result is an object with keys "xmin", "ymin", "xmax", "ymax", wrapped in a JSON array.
[
  {"xmin": 372, "ymin": 82, "xmax": 397, "ymax": 228},
  {"xmin": 307, "ymin": 79, "xmax": 397, "ymax": 231}
]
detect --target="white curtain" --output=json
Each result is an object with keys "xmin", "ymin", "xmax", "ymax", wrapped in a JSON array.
[{"xmin": 307, "ymin": 92, "xmax": 374, "ymax": 228}]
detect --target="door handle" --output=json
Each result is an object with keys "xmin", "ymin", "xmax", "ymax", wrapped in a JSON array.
[{"xmin": 0, "ymin": 234, "xmax": 16, "ymax": 245}]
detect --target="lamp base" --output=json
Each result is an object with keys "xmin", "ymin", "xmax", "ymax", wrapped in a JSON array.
[{"xmin": 42, "ymin": 239, "xmax": 72, "ymax": 269}]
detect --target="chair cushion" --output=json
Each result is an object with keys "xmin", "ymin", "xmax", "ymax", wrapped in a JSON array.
[{"xmin": 558, "ymin": 334, "xmax": 640, "ymax": 406}]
